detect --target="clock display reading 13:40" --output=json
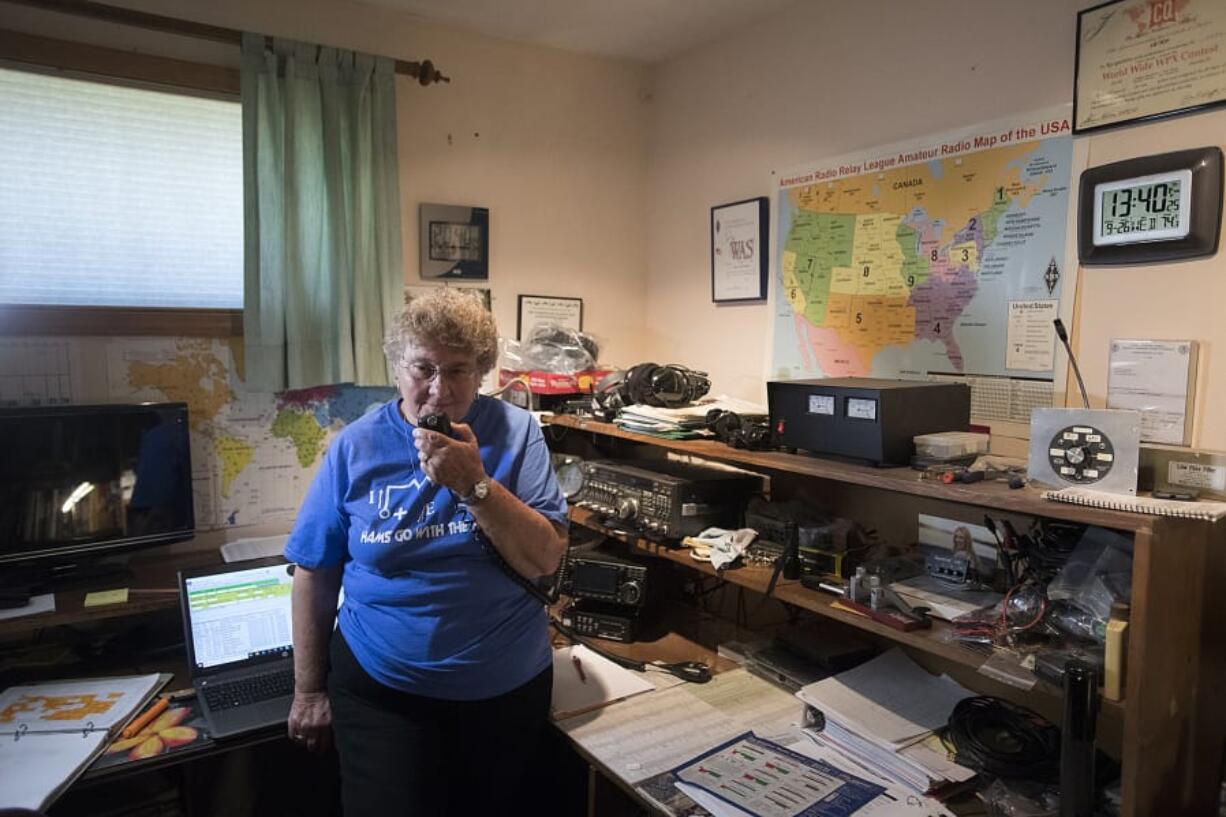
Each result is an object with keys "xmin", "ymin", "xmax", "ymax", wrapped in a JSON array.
[
  {"xmin": 1078, "ymin": 147, "xmax": 1222, "ymax": 266},
  {"xmin": 1095, "ymin": 170, "xmax": 1190, "ymax": 246}
]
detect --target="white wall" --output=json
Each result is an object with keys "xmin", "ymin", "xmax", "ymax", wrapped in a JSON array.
[
  {"xmin": 645, "ymin": 0, "xmax": 1226, "ymax": 449},
  {"xmin": 2, "ymin": 0, "xmax": 653, "ymax": 367}
]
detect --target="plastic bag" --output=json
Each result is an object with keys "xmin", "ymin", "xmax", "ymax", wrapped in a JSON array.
[
  {"xmin": 1046, "ymin": 527, "xmax": 1132, "ymax": 640},
  {"xmin": 979, "ymin": 778, "xmax": 1059, "ymax": 817},
  {"xmin": 513, "ymin": 322, "xmax": 601, "ymax": 373}
]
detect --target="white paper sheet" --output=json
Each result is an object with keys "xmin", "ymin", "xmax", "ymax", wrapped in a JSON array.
[
  {"xmin": 796, "ymin": 650, "xmax": 973, "ymax": 747},
  {"xmin": 551, "ymin": 644, "xmax": 655, "ymax": 720},
  {"xmin": 560, "ymin": 684, "xmax": 742, "ymax": 783},
  {"xmin": 0, "ymin": 673, "xmax": 164, "ymax": 735},
  {"xmin": 0, "ymin": 592, "xmax": 55, "ymax": 621},
  {"xmin": 220, "ymin": 534, "xmax": 289, "ymax": 563},
  {"xmin": 0, "ymin": 730, "xmax": 108, "ymax": 811}
]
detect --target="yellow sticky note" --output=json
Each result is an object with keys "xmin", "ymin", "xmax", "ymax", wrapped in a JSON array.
[{"xmin": 84, "ymin": 588, "xmax": 129, "ymax": 607}]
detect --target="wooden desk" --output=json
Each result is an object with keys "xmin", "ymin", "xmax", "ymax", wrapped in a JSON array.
[
  {"xmin": 546, "ymin": 414, "xmax": 1226, "ymax": 817},
  {"xmin": 0, "ymin": 542, "xmax": 224, "ymax": 638}
]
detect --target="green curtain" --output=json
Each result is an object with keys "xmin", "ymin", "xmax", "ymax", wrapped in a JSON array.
[{"xmin": 241, "ymin": 33, "xmax": 403, "ymax": 390}]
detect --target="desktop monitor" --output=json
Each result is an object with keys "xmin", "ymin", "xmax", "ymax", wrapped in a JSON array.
[{"xmin": 0, "ymin": 402, "xmax": 195, "ymax": 578}]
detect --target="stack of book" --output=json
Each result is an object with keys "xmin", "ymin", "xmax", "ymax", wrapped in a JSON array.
[{"xmin": 796, "ymin": 649, "xmax": 977, "ymax": 796}]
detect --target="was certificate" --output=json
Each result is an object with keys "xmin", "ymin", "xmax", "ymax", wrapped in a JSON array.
[
  {"xmin": 711, "ymin": 197, "xmax": 768, "ymax": 302},
  {"xmin": 1075, "ymin": 0, "xmax": 1226, "ymax": 133}
]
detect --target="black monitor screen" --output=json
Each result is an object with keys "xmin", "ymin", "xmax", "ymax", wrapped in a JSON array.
[{"xmin": 0, "ymin": 403, "xmax": 195, "ymax": 564}]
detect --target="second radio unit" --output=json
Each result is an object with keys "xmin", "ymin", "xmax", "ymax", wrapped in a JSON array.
[{"xmin": 570, "ymin": 459, "xmax": 762, "ymax": 540}]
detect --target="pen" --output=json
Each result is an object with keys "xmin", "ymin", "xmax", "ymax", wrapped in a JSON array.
[
  {"xmin": 122, "ymin": 696, "xmax": 168, "ymax": 739},
  {"xmin": 572, "ymin": 655, "xmax": 587, "ymax": 683}
]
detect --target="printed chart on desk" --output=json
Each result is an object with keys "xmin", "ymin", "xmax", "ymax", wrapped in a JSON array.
[{"xmin": 771, "ymin": 107, "xmax": 1075, "ymax": 425}]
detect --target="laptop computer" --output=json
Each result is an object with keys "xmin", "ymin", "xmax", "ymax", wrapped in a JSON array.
[{"xmin": 178, "ymin": 557, "xmax": 296, "ymax": 739}]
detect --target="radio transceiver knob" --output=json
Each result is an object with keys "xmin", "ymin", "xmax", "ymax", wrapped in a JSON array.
[
  {"xmin": 613, "ymin": 495, "xmax": 642, "ymax": 515},
  {"xmin": 616, "ymin": 498, "xmax": 638, "ymax": 520},
  {"xmin": 619, "ymin": 581, "xmax": 642, "ymax": 606}
]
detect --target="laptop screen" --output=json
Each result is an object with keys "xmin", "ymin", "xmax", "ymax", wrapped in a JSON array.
[{"xmin": 184, "ymin": 562, "xmax": 294, "ymax": 670}]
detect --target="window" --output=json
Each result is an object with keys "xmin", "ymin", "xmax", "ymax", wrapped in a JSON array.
[{"xmin": 0, "ymin": 66, "xmax": 243, "ymax": 309}]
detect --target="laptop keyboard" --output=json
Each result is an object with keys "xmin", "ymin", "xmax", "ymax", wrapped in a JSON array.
[{"xmin": 203, "ymin": 669, "xmax": 295, "ymax": 711}]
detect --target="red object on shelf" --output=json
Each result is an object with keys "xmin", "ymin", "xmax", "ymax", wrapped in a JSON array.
[
  {"xmin": 498, "ymin": 368, "xmax": 612, "ymax": 395},
  {"xmin": 835, "ymin": 598, "xmax": 932, "ymax": 632}
]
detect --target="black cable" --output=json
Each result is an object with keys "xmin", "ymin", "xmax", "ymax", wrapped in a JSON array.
[{"xmin": 941, "ymin": 696, "xmax": 1060, "ymax": 781}]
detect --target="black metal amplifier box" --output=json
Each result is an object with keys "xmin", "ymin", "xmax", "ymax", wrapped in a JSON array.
[
  {"xmin": 767, "ymin": 378, "xmax": 969, "ymax": 466},
  {"xmin": 571, "ymin": 459, "xmax": 763, "ymax": 539}
]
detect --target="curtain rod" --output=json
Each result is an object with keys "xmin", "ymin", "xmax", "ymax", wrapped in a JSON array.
[{"xmin": 3, "ymin": 0, "xmax": 450, "ymax": 85}]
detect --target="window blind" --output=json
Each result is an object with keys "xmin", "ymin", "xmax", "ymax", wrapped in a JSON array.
[{"xmin": 0, "ymin": 67, "xmax": 242, "ymax": 309}]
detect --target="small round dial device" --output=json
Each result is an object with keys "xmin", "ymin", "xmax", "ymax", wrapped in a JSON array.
[
  {"xmin": 1047, "ymin": 425, "xmax": 1116, "ymax": 484},
  {"xmin": 618, "ymin": 580, "xmax": 642, "ymax": 606},
  {"xmin": 555, "ymin": 459, "xmax": 585, "ymax": 499}
]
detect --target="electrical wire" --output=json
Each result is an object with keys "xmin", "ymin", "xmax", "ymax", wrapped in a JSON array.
[{"xmin": 940, "ymin": 696, "xmax": 1060, "ymax": 781}]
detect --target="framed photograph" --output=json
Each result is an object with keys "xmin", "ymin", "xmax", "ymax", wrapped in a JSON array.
[
  {"xmin": 1074, "ymin": 0, "xmax": 1226, "ymax": 134},
  {"xmin": 517, "ymin": 295, "xmax": 583, "ymax": 340},
  {"xmin": 419, "ymin": 203, "xmax": 489, "ymax": 279},
  {"xmin": 711, "ymin": 197, "xmax": 768, "ymax": 303}
]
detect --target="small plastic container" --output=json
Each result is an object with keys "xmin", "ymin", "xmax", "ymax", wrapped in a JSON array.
[{"xmin": 913, "ymin": 431, "xmax": 989, "ymax": 460}]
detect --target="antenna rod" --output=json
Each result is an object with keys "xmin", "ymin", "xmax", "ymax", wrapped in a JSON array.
[{"xmin": 1053, "ymin": 318, "xmax": 1090, "ymax": 409}]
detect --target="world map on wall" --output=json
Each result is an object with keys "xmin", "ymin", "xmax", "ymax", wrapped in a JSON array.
[
  {"xmin": 106, "ymin": 338, "xmax": 395, "ymax": 529},
  {"xmin": 772, "ymin": 111, "xmax": 1073, "ymax": 383}
]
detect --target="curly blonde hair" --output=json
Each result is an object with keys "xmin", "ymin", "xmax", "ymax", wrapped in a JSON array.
[{"xmin": 383, "ymin": 287, "xmax": 499, "ymax": 372}]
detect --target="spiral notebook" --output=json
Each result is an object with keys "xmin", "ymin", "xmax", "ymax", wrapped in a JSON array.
[
  {"xmin": 0, "ymin": 673, "xmax": 168, "ymax": 811},
  {"xmin": 1042, "ymin": 487, "xmax": 1226, "ymax": 521}
]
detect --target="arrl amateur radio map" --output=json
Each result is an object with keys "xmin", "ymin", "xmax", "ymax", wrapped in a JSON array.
[{"xmin": 772, "ymin": 109, "xmax": 1073, "ymax": 399}]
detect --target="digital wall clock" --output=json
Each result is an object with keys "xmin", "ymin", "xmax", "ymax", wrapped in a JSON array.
[{"xmin": 1078, "ymin": 146, "xmax": 1222, "ymax": 266}]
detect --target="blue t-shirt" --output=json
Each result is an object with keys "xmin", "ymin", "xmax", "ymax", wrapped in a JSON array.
[{"xmin": 284, "ymin": 396, "xmax": 567, "ymax": 701}]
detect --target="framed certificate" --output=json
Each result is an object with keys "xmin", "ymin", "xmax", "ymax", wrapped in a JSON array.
[
  {"xmin": 711, "ymin": 197, "xmax": 768, "ymax": 303},
  {"xmin": 516, "ymin": 294, "xmax": 583, "ymax": 340},
  {"xmin": 1075, "ymin": 0, "xmax": 1226, "ymax": 134}
]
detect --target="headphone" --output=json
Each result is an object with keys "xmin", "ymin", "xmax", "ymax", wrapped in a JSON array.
[
  {"xmin": 705, "ymin": 408, "xmax": 774, "ymax": 450},
  {"xmin": 593, "ymin": 363, "xmax": 711, "ymax": 420}
]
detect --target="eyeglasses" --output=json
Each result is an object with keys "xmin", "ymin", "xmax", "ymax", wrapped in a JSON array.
[{"xmin": 403, "ymin": 361, "xmax": 478, "ymax": 383}]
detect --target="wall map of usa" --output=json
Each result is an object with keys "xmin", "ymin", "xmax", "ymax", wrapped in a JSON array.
[{"xmin": 772, "ymin": 109, "xmax": 1073, "ymax": 382}]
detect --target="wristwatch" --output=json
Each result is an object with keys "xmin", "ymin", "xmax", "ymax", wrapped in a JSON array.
[{"xmin": 458, "ymin": 477, "xmax": 490, "ymax": 504}]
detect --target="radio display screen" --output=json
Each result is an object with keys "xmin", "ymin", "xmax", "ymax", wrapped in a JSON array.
[{"xmin": 572, "ymin": 562, "xmax": 619, "ymax": 594}]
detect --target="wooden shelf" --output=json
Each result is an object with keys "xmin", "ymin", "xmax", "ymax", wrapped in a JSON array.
[
  {"xmin": 568, "ymin": 506, "xmax": 1124, "ymax": 721},
  {"xmin": 545, "ymin": 414, "xmax": 1154, "ymax": 531}
]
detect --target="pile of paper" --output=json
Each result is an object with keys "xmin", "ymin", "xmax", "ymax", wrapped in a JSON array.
[
  {"xmin": 795, "ymin": 649, "xmax": 976, "ymax": 795},
  {"xmin": 615, "ymin": 395, "xmax": 767, "ymax": 438}
]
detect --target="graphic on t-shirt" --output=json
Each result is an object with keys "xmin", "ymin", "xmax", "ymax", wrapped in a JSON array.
[
  {"xmin": 370, "ymin": 478, "xmax": 430, "ymax": 520},
  {"xmin": 361, "ymin": 479, "xmax": 477, "ymax": 547}
]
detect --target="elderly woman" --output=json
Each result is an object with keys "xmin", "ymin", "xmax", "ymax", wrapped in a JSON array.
[{"xmin": 284, "ymin": 288, "xmax": 569, "ymax": 817}]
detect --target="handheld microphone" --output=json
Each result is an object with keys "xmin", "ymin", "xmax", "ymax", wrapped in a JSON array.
[
  {"xmin": 419, "ymin": 412, "xmax": 452, "ymax": 436},
  {"xmin": 1052, "ymin": 318, "xmax": 1090, "ymax": 409}
]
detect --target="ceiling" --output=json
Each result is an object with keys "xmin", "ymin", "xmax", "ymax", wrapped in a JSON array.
[{"xmin": 356, "ymin": 0, "xmax": 797, "ymax": 63}]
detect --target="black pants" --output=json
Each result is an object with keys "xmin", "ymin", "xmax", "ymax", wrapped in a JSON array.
[{"xmin": 328, "ymin": 632, "xmax": 553, "ymax": 817}]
